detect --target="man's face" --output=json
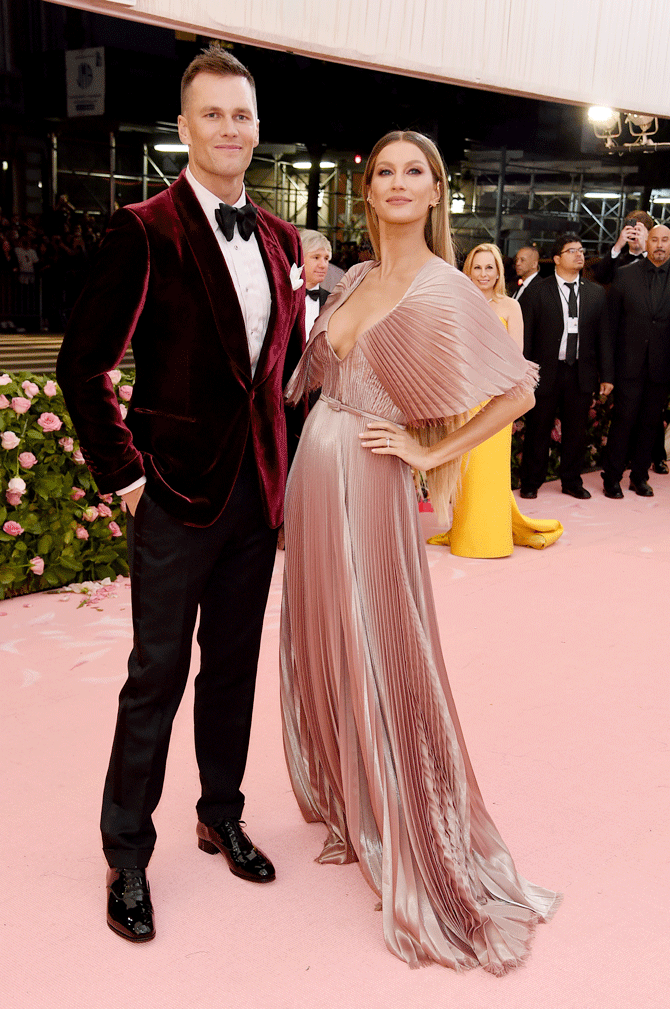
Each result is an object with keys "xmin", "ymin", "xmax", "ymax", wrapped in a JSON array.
[
  {"xmin": 177, "ymin": 73, "xmax": 259, "ymax": 192},
  {"xmin": 304, "ymin": 248, "xmax": 330, "ymax": 288},
  {"xmin": 554, "ymin": 241, "xmax": 585, "ymax": 273},
  {"xmin": 647, "ymin": 226, "xmax": 670, "ymax": 266},
  {"xmin": 515, "ymin": 248, "xmax": 538, "ymax": 279}
]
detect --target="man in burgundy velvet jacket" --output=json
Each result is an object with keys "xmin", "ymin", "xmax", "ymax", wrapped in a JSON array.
[{"xmin": 57, "ymin": 46, "xmax": 305, "ymax": 943}]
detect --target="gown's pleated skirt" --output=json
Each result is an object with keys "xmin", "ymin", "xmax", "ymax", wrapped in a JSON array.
[{"xmin": 280, "ymin": 342, "xmax": 560, "ymax": 973}]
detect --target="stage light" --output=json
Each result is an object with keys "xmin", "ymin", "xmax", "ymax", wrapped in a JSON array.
[
  {"xmin": 584, "ymin": 192, "xmax": 619, "ymax": 199},
  {"xmin": 354, "ymin": 154, "xmax": 362, "ymax": 164},
  {"xmin": 588, "ymin": 106, "xmax": 619, "ymax": 129},
  {"xmin": 154, "ymin": 144, "xmax": 188, "ymax": 153}
]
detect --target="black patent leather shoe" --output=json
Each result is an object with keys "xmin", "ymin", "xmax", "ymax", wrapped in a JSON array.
[
  {"xmin": 629, "ymin": 478, "xmax": 654, "ymax": 497},
  {"xmin": 106, "ymin": 868, "xmax": 155, "ymax": 942},
  {"xmin": 519, "ymin": 487, "xmax": 538, "ymax": 499},
  {"xmin": 601, "ymin": 474, "xmax": 624, "ymax": 499},
  {"xmin": 652, "ymin": 460, "xmax": 669, "ymax": 474},
  {"xmin": 562, "ymin": 484, "xmax": 591, "ymax": 499},
  {"xmin": 197, "ymin": 819, "xmax": 275, "ymax": 882}
]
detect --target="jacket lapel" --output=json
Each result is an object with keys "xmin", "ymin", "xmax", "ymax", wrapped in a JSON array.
[
  {"xmin": 170, "ymin": 173, "xmax": 252, "ymax": 383},
  {"xmin": 252, "ymin": 206, "xmax": 295, "ymax": 384}
]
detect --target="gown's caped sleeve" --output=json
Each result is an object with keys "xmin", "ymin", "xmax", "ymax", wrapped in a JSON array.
[
  {"xmin": 284, "ymin": 262, "xmax": 376, "ymax": 405},
  {"xmin": 358, "ymin": 259, "xmax": 538, "ymax": 426}
]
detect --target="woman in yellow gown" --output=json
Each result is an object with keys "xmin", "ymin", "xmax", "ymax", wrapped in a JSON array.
[{"xmin": 428, "ymin": 243, "xmax": 563, "ymax": 556}]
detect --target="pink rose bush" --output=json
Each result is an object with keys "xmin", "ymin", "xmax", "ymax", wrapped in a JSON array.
[{"xmin": 0, "ymin": 368, "xmax": 133, "ymax": 598}]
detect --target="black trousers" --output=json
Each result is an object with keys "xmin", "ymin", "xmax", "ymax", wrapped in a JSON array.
[
  {"xmin": 101, "ymin": 445, "xmax": 278, "ymax": 868},
  {"xmin": 602, "ymin": 375, "xmax": 669, "ymax": 485},
  {"xmin": 519, "ymin": 361, "xmax": 591, "ymax": 491}
]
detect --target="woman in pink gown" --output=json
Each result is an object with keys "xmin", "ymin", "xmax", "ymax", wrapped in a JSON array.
[{"xmin": 280, "ymin": 131, "xmax": 560, "ymax": 973}]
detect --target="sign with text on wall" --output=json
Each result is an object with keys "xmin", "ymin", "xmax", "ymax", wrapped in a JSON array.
[{"xmin": 66, "ymin": 48, "xmax": 105, "ymax": 117}]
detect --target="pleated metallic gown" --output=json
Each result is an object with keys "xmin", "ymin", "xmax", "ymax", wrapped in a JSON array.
[{"xmin": 280, "ymin": 260, "xmax": 560, "ymax": 973}]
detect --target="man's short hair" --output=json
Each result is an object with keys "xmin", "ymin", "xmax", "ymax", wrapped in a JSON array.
[
  {"xmin": 517, "ymin": 245, "xmax": 539, "ymax": 262},
  {"xmin": 624, "ymin": 210, "xmax": 654, "ymax": 231},
  {"xmin": 181, "ymin": 43, "xmax": 257, "ymax": 115},
  {"xmin": 552, "ymin": 232, "xmax": 581, "ymax": 259},
  {"xmin": 299, "ymin": 229, "xmax": 332, "ymax": 258}
]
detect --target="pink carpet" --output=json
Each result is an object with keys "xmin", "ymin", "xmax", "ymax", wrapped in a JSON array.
[{"xmin": 2, "ymin": 469, "xmax": 667, "ymax": 1008}]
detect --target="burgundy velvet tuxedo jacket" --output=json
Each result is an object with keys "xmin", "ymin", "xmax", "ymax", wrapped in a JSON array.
[{"xmin": 57, "ymin": 171, "xmax": 305, "ymax": 528}]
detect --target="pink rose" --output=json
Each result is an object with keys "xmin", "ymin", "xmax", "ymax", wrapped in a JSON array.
[
  {"xmin": 70, "ymin": 487, "xmax": 86, "ymax": 500},
  {"xmin": 0, "ymin": 374, "xmax": 11, "ymax": 386},
  {"xmin": 0, "ymin": 394, "xmax": 9, "ymax": 408},
  {"xmin": 119, "ymin": 499, "xmax": 127, "ymax": 513},
  {"xmin": 83, "ymin": 506, "xmax": 98, "ymax": 522},
  {"xmin": 8, "ymin": 477, "xmax": 26, "ymax": 495},
  {"xmin": 59, "ymin": 437, "xmax": 74, "ymax": 452},
  {"xmin": 107, "ymin": 369, "xmax": 122, "ymax": 385},
  {"xmin": 108, "ymin": 521, "xmax": 122, "ymax": 538},
  {"xmin": 99, "ymin": 494, "xmax": 113, "ymax": 504},
  {"xmin": 118, "ymin": 385, "xmax": 133, "ymax": 402},
  {"xmin": 29, "ymin": 556, "xmax": 44, "ymax": 576},
  {"xmin": 75, "ymin": 525, "xmax": 89, "ymax": 540},
  {"xmin": 72, "ymin": 449, "xmax": 85, "ymax": 464},
  {"xmin": 37, "ymin": 412, "xmax": 62, "ymax": 432},
  {"xmin": 5, "ymin": 491, "xmax": 22, "ymax": 506},
  {"xmin": 550, "ymin": 420, "xmax": 562, "ymax": 443},
  {"xmin": 22, "ymin": 380, "xmax": 39, "ymax": 398},
  {"xmin": 18, "ymin": 452, "xmax": 37, "ymax": 469},
  {"xmin": 119, "ymin": 403, "xmax": 128, "ymax": 420},
  {"xmin": 97, "ymin": 503, "xmax": 112, "ymax": 518},
  {"xmin": 43, "ymin": 380, "xmax": 58, "ymax": 397},
  {"xmin": 11, "ymin": 396, "xmax": 31, "ymax": 414},
  {"xmin": 1, "ymin": 431, "xmax": 20, "ymax": 450},
  {"xmin": 3, "ymin": 520, "xmax": 23, "ymax": 536}
]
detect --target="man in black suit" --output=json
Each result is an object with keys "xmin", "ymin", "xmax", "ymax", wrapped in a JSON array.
[
  {"xmin": 512, "ymin": 245, "xmax": 542, "ymax": 305},
  {"xmin": 58, "ymin": 46, "xmax": 305, "ymax": 942},
  {"xmin": 601, "ymin": 225, "xmax": 670, "ymax": 497},
  {"xmin": 590, "ymin": 210, "xmax": 653, "ymax": 286},
  {"xmin": 519, "ymin": 233, "xmax": 613, "ymax": 499}
]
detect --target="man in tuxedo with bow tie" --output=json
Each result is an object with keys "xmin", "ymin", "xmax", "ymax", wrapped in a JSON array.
[{"xmin": 57, "ymin": 45, "xmax": 305, "ymax": 942}]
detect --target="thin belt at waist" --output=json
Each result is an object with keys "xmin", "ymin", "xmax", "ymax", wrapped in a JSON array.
[{"xmin": 320, "ymin": 394, "xmax": 406, "ymax": 429}]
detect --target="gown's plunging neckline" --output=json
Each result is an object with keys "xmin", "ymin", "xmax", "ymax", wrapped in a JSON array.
[{"xmin": 324, "ymin": 257, "xmax": 436, "ymax": 363}]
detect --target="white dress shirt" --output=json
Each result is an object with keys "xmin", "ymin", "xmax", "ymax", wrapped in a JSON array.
[
  {"xmin": 514, "ymin": 270, "xmax": 539, "ymax": 299},
  {"xmin": 555, "ymin": 273, "xmax": 580, "ymax": 361},
  {"xmin": 118, "ymin": 166, "xmax": 272, "ymax": 497},
  {"xmin": 305, "ymin": 286, "xmax": 321, "ymax": 340}
]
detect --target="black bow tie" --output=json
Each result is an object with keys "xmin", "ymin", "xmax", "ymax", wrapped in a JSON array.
[
  {"xmin": 214, "ymin": 202, "xmax": 258, "ymax": 242},
  {"xmin": 306, "ymin": 288, "xmax": 321, "ymax": 301}
]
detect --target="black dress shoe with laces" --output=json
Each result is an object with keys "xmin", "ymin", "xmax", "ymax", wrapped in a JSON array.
[
  {"xmin": 652, "ymin": 460, "xmax": 669, "ymax": 474},
  {"xmin": 562, "ymin": 484, "xmax": 591, "ymax": 499},
  {"xmin": 106, "ymin": 868, "xmax": 155, "ymax": 942},
  {"xmin": 601, "ymin": 474, "xmax": 623, "ymax": 499},
  {"xmin": 519, "ymin": 487, "xmax": 538, "ymax": 499},
  {"xmin": 629, "ymin": 478, "xmax": 654, "ymax": 497},
  {"xmin": 197, "ymin": 819, "xmax": 275, "ymax": 882}
]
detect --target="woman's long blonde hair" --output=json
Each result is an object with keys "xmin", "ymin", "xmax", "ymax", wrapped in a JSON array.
[
  {"xmin": 363, "ymin": 131, "xmax": 464, "ymax": 522},
  {"xmin": 463, "ymin": 243, "xmax": 506, "ymax": 300}
]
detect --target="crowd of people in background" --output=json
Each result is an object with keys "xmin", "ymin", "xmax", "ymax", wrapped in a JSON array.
[{"xmin": 0, "ymin": 196, "xmax": 105, "ymax": 333}]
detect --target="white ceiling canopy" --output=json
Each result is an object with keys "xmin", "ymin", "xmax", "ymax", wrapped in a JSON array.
[{"xmin": 47, "ymin": 0, "xmax": 670, "ymax": 118}]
